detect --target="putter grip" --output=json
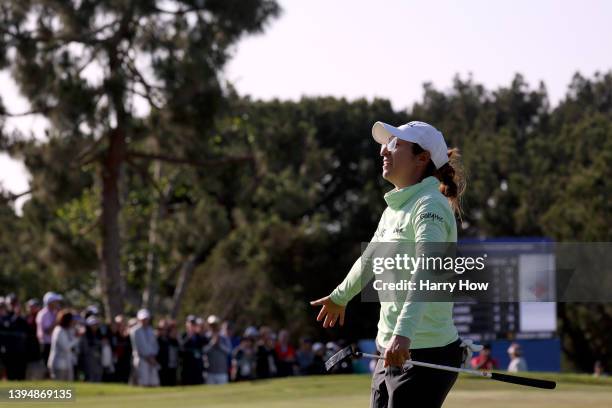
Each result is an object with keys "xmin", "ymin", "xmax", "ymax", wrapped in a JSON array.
[{"xmin": 490, "ymin": 372, "xmax": 556, "ymax": 389}]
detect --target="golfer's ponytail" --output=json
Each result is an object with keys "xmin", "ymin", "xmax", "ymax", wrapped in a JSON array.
[
  {"xmin": 413, "ymin": 145, "xmax": 466, "ymax": 218},
  {"xmin": 435, "ymin": 148, "xmax": 465, "ymax": 217}
]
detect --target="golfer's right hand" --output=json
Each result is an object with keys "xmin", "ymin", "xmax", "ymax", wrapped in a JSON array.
[{"xmin": 310, "ymin": 296, "xmax": 346, "ymax": 328}]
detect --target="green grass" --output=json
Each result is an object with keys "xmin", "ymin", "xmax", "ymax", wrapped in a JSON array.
[{"xmin": 2, "ymin": 373, "xmax": 611, "ymax": 408}]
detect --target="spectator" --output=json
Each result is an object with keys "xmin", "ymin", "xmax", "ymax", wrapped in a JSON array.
[
  {"xmin": 593, "ymin": 360, "xmax": 607, "ymax": 377},
  {"xmin": 157, "ymin": 318, "xmax": 179, "ymax": 386},
  {"xmin": 470, "ymin": 344, "xmax": 498, "ymax": 370},
  {"xmin": 231, "ymin": 327, "xmax": 258, "ymax": 381},
  {"xmin": 109, "ymin": 315, "xmax": 132, "ymax": 383},
  {"xmin": 84, "ymin": 305, "xmax": 100, "ymax": 320},
  {"xmin": 2, "ymin": 293, "xmax": 29, "ymax": 380},
  {"xmin": 130, "ymin": 309, "xmax": 159, "ymax": 386},
  {"xmin": 203, "ymin": 315, "xmax": 231, "ymax": 385},
  {"xmin": 36, "ymin": 292, "xmax": 63, "ymax": 375},
  {"xmin": 324, "ymin": 341, "xmax": 339, "ymax": 361},
  {"xmin": 255, "ymin": 326, "xmax": 277, "ymax": 379},
  {"xmin": 222, "ymin": 320, "xmax": 241, "ymax": 350},
  {"xmin": 0, "ymin": 297, "xmax": 7, "ymax": 378},
  {"xmin": 309, "ymin": 342, "xmax": 326, "ymax": 375},
  {"xmin": 295, "ymin": 337, "xmax": 314, "ymax": 375},
  {"xmin": 101, "ymin": 335, "xmax": 115, "ymax": 382},
  {"xmin": 128, "ymin": 317, "xmax": 138, "ymax": 330},
  {"xmin": 180, "ymin": 315, "xmax": 206, "ymax": 385},
  {"xmin": 195, "ymin": 317, "xmax": 205, "ymax": 335},
  {"xmin": 127, "ymin": 317, "xmax": 140, "ymax": 384},
  {"xmin": 79, "ymin": 303, "xmax": 115, "ymax": 381},
  {"xmin": 48, "ymin": 310, "xmax": 80, "ymax": 381},
  {"xmin": 274, "ymin": 329, "xmax": 296, "ymax": 377},
  {"xmin": 79, "ymin": 316, "xmax": 105, "ymax": 382},
  {"xmin": 24, "ymin": 299, "xmax": 44, "ymax": 380},
  {"xmin": 221, "ymin": 320, "xmax": 240, "ymax": 377},
  {"xmin": 507, "ymin": 343, "xmax": 528, "ymax": 372},
  {"xmin": 1, "ymin": 291, "xmax": 363, "ymax": 386}
]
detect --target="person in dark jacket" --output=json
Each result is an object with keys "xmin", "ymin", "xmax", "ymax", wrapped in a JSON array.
[
  {"xmin": 255, "ymin": 326, "xmax": 277, "ymax": 379},
  {"xmin": 110, "ymin": 315, "xmax": 132, "ymax": 383},
  {"xmin": 79, "ymin": 316, "xmax": 105, "ymax": 382},
  {"xmin": 231, "ymin": 330, "xmax": 257, "ymax": 382},
  {"xmin": 24, "ymin": 299, "xmax": 43, "ymax": 380},
  {"xmin": 179, "ymin": 315, "xmax": 206, "ymax": 385},
  {"xmin": 156, "ymin": 318, "xmax": 179, "ymax": 386},
  {"xmin": 2, "ymin": 294, "xmax": 28, "ymax": 380}
]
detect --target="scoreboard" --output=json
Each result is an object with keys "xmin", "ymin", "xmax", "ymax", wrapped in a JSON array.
[{"xmin": 452, "ymin": 240, "xmax": 557, "ymax": 341}]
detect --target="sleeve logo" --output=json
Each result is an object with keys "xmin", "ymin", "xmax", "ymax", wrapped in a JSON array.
[{"xmin": 419, "ymin": 212, "xmax": 444, "ymax": 222}]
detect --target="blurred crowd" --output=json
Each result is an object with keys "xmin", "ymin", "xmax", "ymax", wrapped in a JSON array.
[
  {"xmin": 469, "ymin": 343, "xmax": 529, "ymax": 372},
  {"xmin": 0, "ymin": 292, "xmax": 353, "ymax": 386}
]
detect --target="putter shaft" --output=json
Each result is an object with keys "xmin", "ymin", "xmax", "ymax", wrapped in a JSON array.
[{"xmin": 357, "ymin": 352, "xmax": 490, "ymax": 378}]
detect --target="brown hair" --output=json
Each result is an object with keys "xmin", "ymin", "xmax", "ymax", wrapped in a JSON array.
[
  {"xmin": 412, "ymin": 144, "xmax": 466, "ymax": 217},
  {"xmin": 56, "ymin": 309, "xmax": 73, "ymax": 329}
]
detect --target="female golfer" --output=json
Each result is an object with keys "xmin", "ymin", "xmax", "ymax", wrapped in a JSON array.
[{"xmin": 311, "ymin": 120, "xmax": 466, "ymax": 408}]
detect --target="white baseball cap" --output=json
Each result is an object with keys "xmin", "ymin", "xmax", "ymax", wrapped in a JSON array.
[
  {"xmin": 136, "ymin": 308, "xmax": 151, "ymax": 320},
  {"xmin": 43, "ymin": 292, "xmax": 63, "ymax": 306},
  {"xmin": 372, "ymin": 121, "xmax": 449, "ymax": 169},
  {"xmin": 243, "ymin": 326, "xmax": 259, "ymax": 338},
  {"xmin": 207, "ymin": 314, "xmax": 221, "ymax": 325},
  {"xmin": 85, "ymin": 316, "xmax": 100, "ymax": 326},
  {"xmin": 85, "ymin": 305, "xmax": 100, "ymax": 315}
]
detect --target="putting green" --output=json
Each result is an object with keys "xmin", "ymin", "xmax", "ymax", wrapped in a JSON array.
[{"xmin": 2, "ymin": 373, "xmax": 611, "ymax": 408}]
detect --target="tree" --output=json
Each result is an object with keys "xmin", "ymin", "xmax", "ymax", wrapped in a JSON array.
[{"xmin": 0, "ymin": 0, "xmax": 280, "ymax": 317}]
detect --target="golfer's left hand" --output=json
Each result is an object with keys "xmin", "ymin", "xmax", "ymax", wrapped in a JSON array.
[{"xmin": 384, "ymin": 335, "xmax": 411, "ymax": 367}]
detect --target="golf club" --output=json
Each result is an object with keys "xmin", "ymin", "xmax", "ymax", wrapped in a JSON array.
[{"xmin": 325, "ymin": 346, "xmax": 556, "ymax": 390}]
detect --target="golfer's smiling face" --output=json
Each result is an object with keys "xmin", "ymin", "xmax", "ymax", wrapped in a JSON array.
[{"xmin": 380, "ymin": 137, "xmax": 420, "ymax": 187}]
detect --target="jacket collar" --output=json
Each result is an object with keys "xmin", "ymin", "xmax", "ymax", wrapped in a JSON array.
[{"xmin": 383, "ymin": 176, "xmax": 438, "ymax": 210}]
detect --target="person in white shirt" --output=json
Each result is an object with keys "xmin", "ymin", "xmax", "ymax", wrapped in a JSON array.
[
  {"xmin": 48, "ymin": 310, "xmax": 79, "ymax": 381},
  {"xmin": 507, "ymin": 342, "xmax": 528, "ymax": 372},
  {"xmin": 130, "ymin": 309, "xmax": 160, "ymax": 386}
]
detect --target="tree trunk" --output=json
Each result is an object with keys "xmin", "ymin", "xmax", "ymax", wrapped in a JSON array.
[
  {"xmin": 170, "ymin": 247, "xmax": 213, "ymax": 318},
  {"xmin": 170, "ymin": 255, "xmax": 197, "ymax": 318},
  {"xmin": 100, "ymin": 128, "xmax": 126, "ymax": 318},
  {"xmin": 142, "ymin": 160, "xmax": 164, "ymax": 312},
  {"xmin": 100, "ymin": 38, "xmax": 131, "ymax": 319}
]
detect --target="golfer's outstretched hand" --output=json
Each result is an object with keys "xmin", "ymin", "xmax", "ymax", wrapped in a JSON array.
[
  {"xmin": 384, "ymin": 335, "xmax": 411, "ymax": 367},
  {"xmin": 310, "ymin": 296, "xmax": 346, "ymax": 328}
]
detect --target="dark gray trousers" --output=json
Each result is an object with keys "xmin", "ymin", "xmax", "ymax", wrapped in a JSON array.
[{"xmin": 370, "ymin": 339, "xmax": 463, "ymax": 408}]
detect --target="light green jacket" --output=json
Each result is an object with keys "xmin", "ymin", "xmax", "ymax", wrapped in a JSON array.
[{"xmin": 330, "ymin": 176, "xmax": 459, "ymax": 349}]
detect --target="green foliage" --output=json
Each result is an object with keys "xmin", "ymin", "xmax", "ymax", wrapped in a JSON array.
[{"xmin": 0, "ymin": 0, "xmax": 282, "ymax": 315}]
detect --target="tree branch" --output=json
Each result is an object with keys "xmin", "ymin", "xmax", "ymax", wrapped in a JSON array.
[
  {"xmin": 76, "ymin": 49, "xmax": 101, "ymax": 76},
  {"xmin": 129, "ymin": 85, "xmax": 163, "ymax": 111},
  {"xmin": 125, "ymin": 58, "xmax": 164, "ymax": 90},
  {"xmin": 0, "ymin": 18, "xmax": 120, "ymax": 47},
  {"xmin": 78, "ymin": 216, "xmax": 101, "ymax": 237},
  {"xmin": 152, "ymin": 6, "xmax": 205, "ymax": 15},
  {"xmin": 125, "ymin": 57, "xmax": 165, "ymax": 110},
  {"xmin": 127, "ymin": 151, "xmax": 254, "ymax": 167},
  {"xmin": 0, "ymin": 108, "xmax": 51, "ymax": 117},
  {"xmin": 125, "ymin": 156, "xmax": 165, "ymax": 197},
  {"xmin": 170, "ymin": 242, "xmax": 217, "ymax": 318},
  {"xmin": 72, "ymin": 135, "xmax": 106, "ymax": 168},
  {"xmin": 6, "ymin": 189, "xmax": 32, "ymax": 201}
]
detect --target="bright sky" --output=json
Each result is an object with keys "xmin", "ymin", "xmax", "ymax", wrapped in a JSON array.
[{"xmin": 2, "ymin": 0, "xmax": 612, "ymax": 201}]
